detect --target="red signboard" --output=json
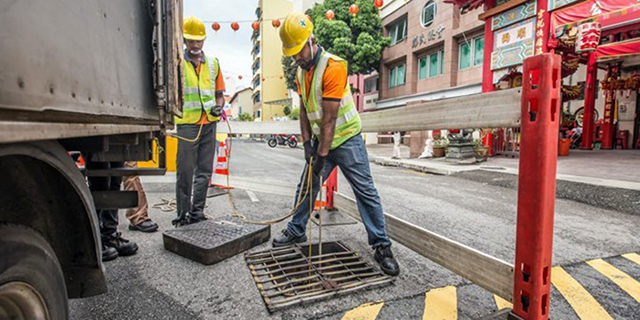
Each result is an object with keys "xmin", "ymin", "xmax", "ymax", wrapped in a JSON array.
[{"xmin": 552, "ymin": 0, "xmax": 639, "ymax": 31}]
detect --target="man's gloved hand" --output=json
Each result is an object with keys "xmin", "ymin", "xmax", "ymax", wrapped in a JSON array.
[
  {"xmin": 210, "ymin": 105, "xmax": 223, "ymax": 117},
  {"xmin": 303, "ymin": 141, "xmax": 314, "ymax": 163},
  {"xmin": 312, "ymin": 155, "xmax": 326, "ymax": 177}
]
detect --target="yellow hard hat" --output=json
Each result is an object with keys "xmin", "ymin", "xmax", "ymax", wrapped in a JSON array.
[
  {"xmin": 184, "ymin": 16, "xmax": 206, "ymax": 41},
  {"xmin": 279, "ymin": 13, "xmax": 314, "ymax": 56}
]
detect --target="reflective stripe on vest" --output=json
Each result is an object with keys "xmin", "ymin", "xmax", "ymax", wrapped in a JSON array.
[
  {"xmin": 297, "ymin": 51, "xmax": 361, "ymax": 149},
  {"xmin": 176, "ymin": 56, "xmax": 220, "ymax": 124}
]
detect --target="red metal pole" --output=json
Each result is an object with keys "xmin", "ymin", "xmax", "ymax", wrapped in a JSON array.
[
  {"xmin": 601, "ymin": 64, "xmax": 620, "ymax": 149},
  {"xmin": 511, "ymin": 53, "xmax": 561, "ymax": 320},
  {"xmin": 581, "ymin": 52, "xmax": 597, "ymax": 150},
  {"xmin": 324, "ymin": 167, "xmax": 338, "ymax": 210},
  {"xmin": 481, "ymin": 0, "xmax": 496, "ymax": 93}
]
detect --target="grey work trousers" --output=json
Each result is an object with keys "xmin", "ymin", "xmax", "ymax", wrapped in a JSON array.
[{"xmin": 175, "ymin": 123, "xmax": 216, "ymax": 220}]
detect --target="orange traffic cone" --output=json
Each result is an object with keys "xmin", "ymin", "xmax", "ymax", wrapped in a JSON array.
[{"xmin": 208, "ymin": 139, "xmax": 232, "ymax": 198}]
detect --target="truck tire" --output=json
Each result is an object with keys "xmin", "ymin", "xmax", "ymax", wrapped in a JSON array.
[{"xmin": 0, "ymin": 224, "xmax": 68, "ymax": 320}]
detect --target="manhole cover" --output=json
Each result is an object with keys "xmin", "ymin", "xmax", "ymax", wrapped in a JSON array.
[
  {"xmin": 163, "ymin": 217, "xmax": 270, "ymax": 265},
  {"xmin": 245, "ymin": 241, "xmax": 393, "ymax": 312}
]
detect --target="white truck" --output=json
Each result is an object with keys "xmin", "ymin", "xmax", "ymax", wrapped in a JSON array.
[{"xmin": 0, "ymin": 1, "xmax": 183, "ymax": 318}]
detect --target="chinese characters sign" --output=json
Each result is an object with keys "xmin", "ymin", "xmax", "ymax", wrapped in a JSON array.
[
  {"xmin": 575, "ymin": 22, "xmax": 601, "ymax": 53},
  {"xmin": 491, "ymin": 19, "xmax": 535, "ymax": 70},
  {"xmin": 412, "ymin": 25, "xmax": 445, "ymax": 49}
]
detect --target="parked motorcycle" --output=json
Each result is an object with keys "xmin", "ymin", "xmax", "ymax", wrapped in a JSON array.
[{"xmin": 268, "ymin": 134, "xmax": 298, "ymax": 148}]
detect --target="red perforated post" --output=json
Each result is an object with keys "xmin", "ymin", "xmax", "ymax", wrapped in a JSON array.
[
  {"xmin": 581, "ymin": 52, "xmax": 597, "ymax": 150},
  {"xmin": 325, "ymin": 167, "xmax": 338, "ymax": 210},
  {"xmin": 511, "ymin": 53, "xmax": 561, "ymax": 320}
]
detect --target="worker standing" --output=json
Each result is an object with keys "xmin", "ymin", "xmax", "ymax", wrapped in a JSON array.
[
  {"xmin": 172, "ymin": 16, "xmax": 226, "ymax": 227},
  {"xmin": 272, "ymin": 13, "xmax": 399, "ymax": 276}
]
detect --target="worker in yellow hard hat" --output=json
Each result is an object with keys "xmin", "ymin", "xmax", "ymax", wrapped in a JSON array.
[
  {"xmin": 173, "ymin": 16, "xmax": 226, "ymax": 227},
  {"xmin": 273, "ymin": 13, "xmax": 400, "ymax": 276}
]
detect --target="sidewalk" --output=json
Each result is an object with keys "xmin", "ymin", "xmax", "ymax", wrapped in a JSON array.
[
  {"xmin": 366, "ymin": 143, "xmax": 640, "ymax": 215},
  {"xmin": 366, "ymin": 143, "xmax": 640, "ymax": 191}
]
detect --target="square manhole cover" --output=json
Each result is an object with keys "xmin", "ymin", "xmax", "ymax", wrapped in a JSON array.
[
  {"xmin": 245, "ymin": 241, "xmax": 393, "ymax": 312},
  {"xmin": 163, "ymin": 217, "xmax": 270, "ymax": 265}
]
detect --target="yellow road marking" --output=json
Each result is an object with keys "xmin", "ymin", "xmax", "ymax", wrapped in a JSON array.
[
  {"xmin": 494, "ymin": 294, "xmax": 512, "ymax": 310},
  {"xmin": 551, "ymin": 266, "xmax": 613, "ymax": 320},
  {"xmin": 342, "ymin": 301, "xmax": 384, "ymax": 320},
  {"xmin": 587, "ymin": 259, "xmax": 640, "ymax": 303},
  {"xmin": 622, "ymin": 253, "xmax": 640, "ymax": 265},
  {"xmin": 423, "ymin": 286, "xmax": 457, "ymax": 320}
]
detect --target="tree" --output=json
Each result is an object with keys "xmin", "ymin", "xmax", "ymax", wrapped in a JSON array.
[
  {"xmin": 283, "ymin": 105, "xmax": 291, "ymax": 116},
  {"xmin": 282, "ymin": 56, "xmax": 297, "ymax": 91},
  {"xmin": 281, "ymin": 0, "xmax": 390, "ymax": 83},
  {"xmin": 289, "ymin": 107, "xmax": 300, "ymax": 120},
  {"xmin": 307, "ymin": 0, "xmax": 390, "ymax": 75},
  {"xmin": 238, "ymin": 112, "xmax": 254, "ymax": 122}
]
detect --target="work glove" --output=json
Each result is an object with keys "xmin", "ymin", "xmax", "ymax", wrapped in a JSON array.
[
  {"xmin": 303, "ymin": 141, "xmax": 314, "ymax": 163},
  {"xmin": 312, "ymin": 155, "xmax": 326, "ymax": 177},
  {"xmin": 210, "ymin": 105, "xmax": 223, "ymax": 117}
]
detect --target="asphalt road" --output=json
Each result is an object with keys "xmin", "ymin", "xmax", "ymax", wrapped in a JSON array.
[{"xmin": 69, "ymin": 139, "xmax": 640, "ymax": 319}]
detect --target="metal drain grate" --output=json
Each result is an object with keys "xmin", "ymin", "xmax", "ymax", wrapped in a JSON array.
[{"xmin": 245, "ymin": 241, "xmax": 393, "ymax": 312}]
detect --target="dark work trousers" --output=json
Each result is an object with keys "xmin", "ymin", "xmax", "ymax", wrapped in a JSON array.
[
  {"xmin": 176, "ymin": 122, "xmax": 216, "ymax": 220},
  {"xmin": 86, "ymin": 160, "xmax": 124, "ymax": 240}
]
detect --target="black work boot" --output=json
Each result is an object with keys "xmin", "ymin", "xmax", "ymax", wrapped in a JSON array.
[
  {"xmin": 103, "ymin": 232, "xmax": 138, "ymax": 256},
  {"xmin": 272, "ymin": 229, "xmax": 307, "ymax": 247},
  {"xmin": 129, "ymin": 220, "xmax": 159, "ymax": 233},
  {"xmin": 374, "ymin": 245, "xmax": 400, "ymax": 276},
  {"xmin": 102, "ymin": 244, "xmax": 118, "ymax": 262}
]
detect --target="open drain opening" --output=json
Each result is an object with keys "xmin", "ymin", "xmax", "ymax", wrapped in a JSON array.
[{"xmin": 245, "ymin": 241, "xmax": 393, "ymax": 312}]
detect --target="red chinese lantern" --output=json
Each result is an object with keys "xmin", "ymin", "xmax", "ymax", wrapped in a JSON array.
[
  {"xmin": 231, "ymin": 22, "xmax": 239, "ymax": 31},
  {"xmin": 374, "ymin": 0, "xmax": 384, "ymax": 9},
  {"xmin": 575, "ymin": 22, "xmax": 602, "ymax": 53},
  {"xmin": 325, "ymin": 10, "xmax": 335, "ymax": 20},
  {"xmin": 349, "ymin": 4, "xmax": 359, "ymax": 17},
  {"xmin": 272, "ymin": 19, "xmax": 281, "ymax": 28},
  {"xmin": 238, "ymin": 75, "xmax": 243, "ymax": 80},
  {"xmin": 251, "ymin": 21, "xmax": 260, "ymax": 31},
  {"xmin": 211, "ymin": 22, "xmax": 220, "ymax": 32}
]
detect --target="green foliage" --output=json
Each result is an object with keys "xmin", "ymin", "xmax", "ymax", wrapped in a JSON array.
[
  {"xmin": 238, "ymin": 112, "xmax": 254, "ymax": 122},
  {"xmin": 281, "ymin": 56, "xmax": 297, "ymax": 91},
  {"xmin": 283, "ymin": 105, "xmax": 292, "ymax": 116},
  {"xmin": 289, "ymin": 108, "xmax": 300, "ymax": 120},
  {"xmin": 306, "ymin": 0, "xmax": 390, "ymax": 75}
]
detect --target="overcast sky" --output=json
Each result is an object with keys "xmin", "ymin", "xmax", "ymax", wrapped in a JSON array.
[{"xmin": 183, "ymin": 0, "xmax": 261, "ymax": 94}]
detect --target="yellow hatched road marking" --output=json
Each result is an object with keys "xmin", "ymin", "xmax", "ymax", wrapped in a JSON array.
[
  {"xmin": 587, "ymin": 259, "xmax": 640, "ymax": 303},
  {"xmin": 342, "ymin": 301, "xmax": 384, "ymax": 320},
  {"xmin": 551, "ymin": 266, "xmax": 613, "ymax": 320},
  {"xmin": 494, "ymin": 294, "xmax": 512, "ymax": 310},
  {"xmin": 423, "ymin": 286, "xmax": 457, "ymax": 320},
  {"xmin": 622, "ymin": 253, "xmax": 640, "ymax": 265}
]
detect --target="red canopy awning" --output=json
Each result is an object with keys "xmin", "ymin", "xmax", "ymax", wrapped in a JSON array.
[{"xmin": 596, "ymin": 39, "xmax": 640, "ymax": 61}]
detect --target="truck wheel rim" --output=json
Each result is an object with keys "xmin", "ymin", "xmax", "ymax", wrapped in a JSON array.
[{"xmin": 0, "ymin": 282, "xmax": 49, "ymax": 320}]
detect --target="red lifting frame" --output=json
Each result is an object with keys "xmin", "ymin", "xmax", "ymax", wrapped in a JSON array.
[{"xmin": 512, "ymin": 53, "xmax": 561, "ymax": 320}]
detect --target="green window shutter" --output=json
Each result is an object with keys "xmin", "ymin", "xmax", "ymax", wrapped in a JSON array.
[
  {"xmin": 474, "ymin": 37, "xmax": 484, "ymax": 66},
  {"xmin": 440, "ymin": 50, "xmax": 444, "ymax": 75},
  {"xmin": 459, "ymin": 42, "xmax": 471, "ymax": 70},
  {"xmin": 389, "ymin": 67, "xmax": 396, "ymax": 87},
  {"xmin": 398, "ymin": 64, "xmax": 405, "ymax": 85},
  {"xmin": 419, "ymin": 57, "xmax": 427, "ymax": 80},
  {"xmin": 429, "ymin": 53, "xmax": 438, "ymax": 77}
]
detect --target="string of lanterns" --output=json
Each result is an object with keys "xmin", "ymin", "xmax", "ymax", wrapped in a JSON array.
[{"xmin": 205, "ymin": 0, "xmax": 385, "ymax": 32}]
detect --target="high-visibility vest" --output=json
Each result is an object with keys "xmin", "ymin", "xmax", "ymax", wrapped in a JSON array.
[
  {"xmin": 297, "ymin": 51, "xmax": 361, "ymax": 150},
  {"xmin": 176, "ymin": 56, "xmax": 220, "ymax": 124}
]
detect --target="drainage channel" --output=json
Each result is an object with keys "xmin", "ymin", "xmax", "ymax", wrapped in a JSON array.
[{"xmin": 245, "ymin": 241, "xmax": 393, "ymax": 312}]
